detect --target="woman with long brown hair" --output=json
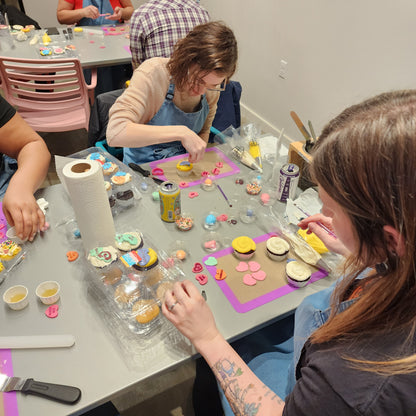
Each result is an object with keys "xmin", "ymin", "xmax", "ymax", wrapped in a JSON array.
[
  {"xmin": 107, "ymin": 21, "xmax": 238, "ymax": 165},
  {"xmin": 163, "ymin": 90, "xmax": 416, "ymax": 415}
]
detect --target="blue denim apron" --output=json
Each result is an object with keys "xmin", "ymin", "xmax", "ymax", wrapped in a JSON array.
[
  {"xmin": 78, "ymin": 0, "xmax": 115, "ymax": 26},
  {"xmin": 220, "ymin": 281, "xmax": 358, "ymax": 415},
  {"xmin": 123, "ymin": 83, "xmax": 209, "ymax": 165},
  {"xmin": 0, "ymin": 155, "xmax": 17, "ymax": 198}
]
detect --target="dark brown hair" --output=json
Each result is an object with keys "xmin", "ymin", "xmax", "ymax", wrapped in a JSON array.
[
  {"xmin": 167, "ymin": 21, "xmax": 238, "ymax": 90},
  {"xmin": 309, "ymin": 91, "xmax": 416, "ymax": 374}
]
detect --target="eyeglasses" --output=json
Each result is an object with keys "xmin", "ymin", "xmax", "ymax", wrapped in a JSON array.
[{"xmin": 193, "ymin": 77, "xmax": 226, "ymax": 92}]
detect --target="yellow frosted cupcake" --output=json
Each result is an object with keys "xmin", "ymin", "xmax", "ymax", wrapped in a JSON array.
[
  {"xmin": 176, "ymin": 160, "xmax": 193, "ymax": 177},
  {"xmin": 232, "ymin": 236, "xmax": 256, "ymax": 260}
]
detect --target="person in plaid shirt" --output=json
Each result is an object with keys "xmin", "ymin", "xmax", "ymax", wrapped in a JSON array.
[{"xmin": 129, "ymin": 0, "xmax": 210, "ymax": 69}]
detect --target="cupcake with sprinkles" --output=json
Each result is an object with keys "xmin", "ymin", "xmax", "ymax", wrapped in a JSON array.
[
  {"xmin": 176, "ymin": 160, "xmax": 193, "ymax": 177},
  {"xmin": 175, "ymin": 213, "xmax": 194, "ymax": 231}
]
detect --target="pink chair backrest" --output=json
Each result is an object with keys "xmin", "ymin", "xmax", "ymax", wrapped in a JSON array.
[{"xmin": 0, "ymin": 56, "xmax": 90, "ymax": 114}]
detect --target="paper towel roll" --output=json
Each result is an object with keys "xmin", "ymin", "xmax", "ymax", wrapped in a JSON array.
[{"xmin": 62, "ymin": 159, "xmax": 115, "ymax": 253}]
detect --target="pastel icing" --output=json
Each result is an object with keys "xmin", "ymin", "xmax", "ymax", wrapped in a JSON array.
[
  {"xmin": 232, "ymin": 236, "xmax": 256, "ymax": 254},
  {"xmin": 0, "ymin": 239, "xmax": 22, "ymax": 260}
]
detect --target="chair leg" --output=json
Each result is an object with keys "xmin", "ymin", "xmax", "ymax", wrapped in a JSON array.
[{"xmin": 88, "ymin": 89, "xmax": 95, "ymax": 107}]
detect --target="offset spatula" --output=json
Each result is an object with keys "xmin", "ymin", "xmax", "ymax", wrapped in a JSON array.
[{"xmin": 0, "ymin": 373, "xmax": 81, "ymax": 404}]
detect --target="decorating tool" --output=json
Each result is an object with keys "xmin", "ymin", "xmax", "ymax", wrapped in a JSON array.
[
  {"xmin": 248, "ymin": 139, "xmax": 262, "ymax": 168},
  {"xmin": 231, "ymin": 146, "xmax": 263, "ymax": 172},
  {"xmin": 128, "ymin": 163, "xmax": 164, "ymax": 185},
  {"xmin": 308, "ymin": 120, "xmax": 317, "ymax": 141},
  {"xmin": 295, "ymin": 205, "xmax": 337, "ymax": 239},
  {"xmin": 216, "ymin": 184, "xmax": 232, "ymax": 207},
  {"xmin": 290, "ymin": 111, "xmax": 314, "ymax": 153},
  {"xmin": 0, "ymin": 373, "xmax": 81, "ymax": 404}
]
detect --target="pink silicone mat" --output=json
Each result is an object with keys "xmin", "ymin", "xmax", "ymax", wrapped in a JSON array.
[
  {"xmin": 148, "ymin": 147, "xmax": 240, "ymax": 187},
  {"xmin": 0, "ymin": 349, "xmax": 18, "ymax": 416},
  {"xmin": 203, "ymin": 233, "xmax": 328, "ymax": 313}
]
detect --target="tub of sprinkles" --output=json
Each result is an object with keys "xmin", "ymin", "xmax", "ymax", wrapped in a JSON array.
[{"xmin": 175, "ymin": 213, "xmax": 194, "ymax": 231}]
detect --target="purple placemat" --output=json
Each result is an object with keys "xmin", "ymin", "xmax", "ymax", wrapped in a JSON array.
[
  {"xmin": 0, "ymin": 202, "xmax": 8, "ymax": 243},
  {"xmin": 0, "ymin": 349, "xmax": 18, "ymax": 416},
  {"xmin": 203, "ymin": 233, "xmax": 329, "ymax": 313},
  {"xmin": 148, "ymin": 147, "xmax": 240, "ymax": 187}
]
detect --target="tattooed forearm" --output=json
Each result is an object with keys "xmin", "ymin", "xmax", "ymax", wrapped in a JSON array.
[{"xmin": 212, "ymin": 358, "xmax": 261, "ymax": 416}]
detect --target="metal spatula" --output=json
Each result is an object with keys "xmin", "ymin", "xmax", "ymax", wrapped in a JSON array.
[{"xmin": 0, "ymin": 373, "xmax": 81, "ymax": 404}]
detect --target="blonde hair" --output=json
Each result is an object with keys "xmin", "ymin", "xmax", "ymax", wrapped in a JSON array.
[
  {"xmin": 309, "ymin": 90, "xmax": 416, "ymax": 375},
  {"xmin": 167, "ymin": 21, "xmax": 238, "ymax": 90}
]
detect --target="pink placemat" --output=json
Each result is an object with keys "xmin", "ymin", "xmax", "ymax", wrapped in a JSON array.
[
  {"xmin": 149, "ymin": 147, "xmax": 240, "ymax": 187},
  {"xmin": 0, "ymin": 349, "xmax": 18, "ymax": 416},
  {"xmin": 203, "ymin": 233, "xmax": 328, "ymax": 313}
]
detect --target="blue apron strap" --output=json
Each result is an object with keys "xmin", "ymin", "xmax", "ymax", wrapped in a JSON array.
[{"xmin": 166, "ymin": 83, "xmax": 175, "ymax": 101}]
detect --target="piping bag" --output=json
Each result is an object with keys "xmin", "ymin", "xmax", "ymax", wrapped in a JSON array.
[{"xmin": 232, "ymin": 146, "xmax": 263, "ymax": 172}]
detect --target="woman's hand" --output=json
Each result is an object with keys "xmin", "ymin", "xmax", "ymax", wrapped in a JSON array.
[
  {"xmin": 106, "ymin": 7, "xmax": 123, "ymax": 21},
  {"xmin": 298, "ymin": 213, "xmax": 350, "ymax": 256},
  {"xmin": 82, "ymin": 5, "xmax": 99, "ymax": 20},
  {"xmin": 2, "ymin": 188, "xmax": 46, "ymax": 242},
  {"xmin": 178, "ymin": 127, "xmax": 207, "ymax": 163},
  {"xmin": 162, "ymin": 280, "xmax": 220, "ymax": 348}
]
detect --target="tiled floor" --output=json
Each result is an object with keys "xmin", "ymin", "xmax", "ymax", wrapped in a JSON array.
[{"xmin": 39, "ymin": 129, "xmax": 198, "ymax": 416}]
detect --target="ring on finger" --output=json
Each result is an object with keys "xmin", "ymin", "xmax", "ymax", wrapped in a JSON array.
[{"xmin": 168, "ymin": 301, "xmax": 178, "ymax": 311}]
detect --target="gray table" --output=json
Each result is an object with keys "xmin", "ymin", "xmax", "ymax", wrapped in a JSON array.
[
  {"xmin": 0, "ymin": 25, "xmax": 131, "ymax": 68},
  {"xmin": 0, "ymin": 152, "xmax": 336, "ymax": 416}
]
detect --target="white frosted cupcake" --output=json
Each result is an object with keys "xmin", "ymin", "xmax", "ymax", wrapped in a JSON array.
[
  {"xmin": 87, "ymin": 152, "xmax": 106, "ymax": 164},
  {"xmin": 266, "ymin": 237, "xmax": 290, "ymax": 261},
  {"xmin": 286, "ymin": 261, "xmax": 311, "ymax": 288}
]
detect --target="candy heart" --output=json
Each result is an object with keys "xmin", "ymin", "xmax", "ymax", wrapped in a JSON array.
[
  {"xmin": 243, "ymin": 273, "xmax": 257, "ymax": 286},
  {"xmin": 215, "ymin": 161, "xmax": 224, "ymax": 168},
  {"xmin": 252, "ymin": 270, "xmax": 267, "ymax": 281},
  {"xmin": 235, "ymin": 261, "xmax": 249, "ymax": 272},
  {"xmin": 248, "ymin": 261, "xmax": 261, "ymax": 272},
  {"xmin": 66, "ymin": 250, "xmax": 79, "ymax": 262},
  {"xmin": 215, "ymin": 268, "xmax": 227, "ymax": 280},
  {"xmin": 204, "ymin": 257, "xmax": 218, "ymax": 266},
  {"xmin": 216, "ymin": 214, "xmax": 228, "ymax": 222},
  {"xmin": 211, "ymin": 168, "xmax": 220, "ymax": 175},
  {"xmin": 188, "ymin": 191, "xmax": 199, "ymax": 198},
  {"xmin": 204, "ymin": 240, "xmax": 217, "ymax": 250},
  {"xmin": 195, "ymin": 273, "xmax": 208, "ymax": 285},
  {"xmin": 179, "ymin": 182, "xmax": 189, "ymax": 188},
  {"xmin": 45, "ymin": 304, "xmax": 59, "ymax": 318},
  {"xmin": 192, "ymin": 262, "xmax": 204, "ymax": 273},
  {"xmin": 201, "ymin": 171, "xmax": 209, "ymax": 177}
]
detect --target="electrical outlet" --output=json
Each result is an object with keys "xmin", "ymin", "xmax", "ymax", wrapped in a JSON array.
[{"xmin": 279, "ymin": 59, "xmax": 288, "ymax": 79}]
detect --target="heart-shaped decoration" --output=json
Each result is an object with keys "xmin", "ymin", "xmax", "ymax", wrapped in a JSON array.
[
  {"xmin": 252, "ymin": 270, "xmax": 267, "ymax": 281},
  {"xmin": 215, "ymin": 161, "xmax": 224, "ymax": 168},
  {"xmin": 243, "ymin": 274, "xmax": 257, "ymax": 286},
  {"xmin": 195, "ymin": 274, "xmax": 208, "ymax": 285},
  {"xmin": 235, "ymin": 262, "xmax": 249, "ymax": 272},
  {"xmin": 204, "ymin": 240, "xmax": 217, "ymax": 250},
  {"xmin": 248, "ymin": 261, "xmax": 261, "ymax": 272},
  {"xmin": 45, "ymin": 304, "xmax": 59, "ymax": 318},
  {"xmin": 66, "ymin": 250, "xmax": 79, "ymax": 262},
  {"xmin": 192, "ymin": 262, "xmax": 204, "ymax": 273},
  {"xmin": 215, "ymin": 268, "xmax": 227, "ymax": 280},
  {"xmin": 204, "ymin": 257, "xmax": 218, "ymax": 266},
  {"xmin": 179, "ymin": 182, "xmax": 189, "ymax": 188},
  {"xmin": 188, "ymin": 191, "xmax": 199, "ymax": 199},
  {"xmin": 211, "ymin": 168, "xmax": 220, "ymax": 175}
]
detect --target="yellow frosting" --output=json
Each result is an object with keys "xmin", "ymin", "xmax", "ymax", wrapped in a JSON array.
[
  {"xmin": 232, "ymin": 236, "xmax": 256, "ymax": 253},
  {"xmin": 176, "ymin": 160, "xmax": 193, "ymax": 172},
  {"xmin": 74, "ymin": 27, "xmax": 83, "ymax": 33}
]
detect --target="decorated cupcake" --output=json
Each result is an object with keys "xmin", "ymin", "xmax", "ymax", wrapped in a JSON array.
[
  {"xmin": 0, "ymin": 239, "xmax": 22, "ymax": 261},
  {"xmin": 116, "ymin": 189, "xmax": 134, "ymax": 208},
  {"xmin": 176, "ymin": 160, "xmax": 193, "ymax": 177},
  {"xmin": 266, "ymin": 236, "xmax": 290, "ymax": 261},
  {"xmin": 232, "ymin": 236, "xmax": 256, "ymax": 260},
  {"xmin": 88, "ymin": 246, "xmax": 118, "ymax": 268},
  {"xmin": 111, "ymin": 171, "xmax": 132, "ymax": 192},
  {"xmin": 87, "ymin": 152, "xmax": 106, "ymax": 164},
  {"xmin": 115, "ymin": 231, "xmax": 143, "ymax": 251},
  {"xmin": 133, "ymin": 247, "xmax": 159, "ymax": 272},
  {"xmin": 102, "ymin": 161, "xmax": 119, "ymax": 176},
  {"xmin": 286, "ymin": 261, "xmax": 312, "ymax": 288}
]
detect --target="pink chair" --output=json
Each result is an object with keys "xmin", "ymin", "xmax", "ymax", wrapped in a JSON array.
[{"xmin": 0, "ymin": 56, "xmax": 97, "ymax": 132}]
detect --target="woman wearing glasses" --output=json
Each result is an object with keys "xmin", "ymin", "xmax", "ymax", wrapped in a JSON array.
[{"xmin": 107, "ymin": 21, "xmax": 238, "ymax": 165}]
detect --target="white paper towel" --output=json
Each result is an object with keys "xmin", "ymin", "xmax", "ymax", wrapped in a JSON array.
[{"xmin": 62, "ymin": 159, "xmax": 115, "ymax": 253}]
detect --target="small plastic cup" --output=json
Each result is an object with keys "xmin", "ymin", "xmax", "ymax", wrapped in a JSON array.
[
  {"xmin": 36, "ymin": 281, "xmax": 60, "ymax": 305},
  {"xmin": 6, "ymin": 226, "xmax": 28, "ymax": 244},
  {"xmin": 3, "ymin": 285, "xmax": 29, "ymax": 310}
]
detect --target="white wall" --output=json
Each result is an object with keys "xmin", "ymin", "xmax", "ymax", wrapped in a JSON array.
[
  {"xmin": 201, "ymin": 0, "xmax": 416, "ymax": 141},
  {"xmin": 24, "ymin": 0, "xmax": 416, "ymax": 141}
]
